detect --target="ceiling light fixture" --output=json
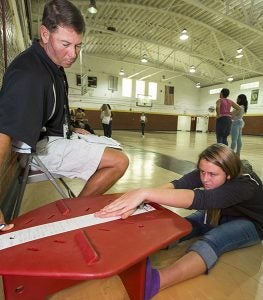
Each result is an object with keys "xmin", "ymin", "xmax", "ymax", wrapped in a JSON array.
[
  {"xmin": 88, "ymin": 0, "xmax": 97, "ymax": 14},
  {"xmin": 189, "ymin": 65, "xmax": 196, "ymax": 73},
  {"xmin": 180, "ymin": 29, "xmax": 189, "ymax": 41},
  {"xmin": 119, "ymin": 68, "xmax": 125, "ymax": 76},
  {"xmin": 236, "ymin": 48, "xmax": 243, "ymax": 58},
  {"xmin": 196, "ymin": 82, "xmax": 201, "ymax": 88},
  {"xmin": 141, "ymin": 54, "xmax": 148, "ymax": 63},
  {"xmin": 227, "ymin": 76, "xmax": 234, "ymax": 82}
]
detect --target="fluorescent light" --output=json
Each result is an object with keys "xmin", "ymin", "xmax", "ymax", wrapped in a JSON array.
[
  {"xmin": 88, "ymin": 0, "xmax": 97, "ymax": 14},
  {"xmin": 209, "ymin": 88, "xmax": 222, "ymax": 94},
  {"xmin": 236, "ymin": 53, "xmax": 243, "ymax": 58},
  {"xmin": 119, "ymin": 68, "xmax": 125, "ymax": 76},
  {"xmin": 189, "ymin": 65, "xmax": 196, "ymax": 73},
  {"xmin": 236, "ymin": 48, "xmax": 243, "ymax": 58},
  {"xmin": 180, "ymin": 29, "xmax": 189, "ymax": 41},
  {"xmin": 141, "ymin": 54, "xmax": 148, "ymax": 63},
  {"xmin": 227, "ymin": 76, "xmax": 234, "ymax": 82},
  {"xmin": 195, "ymin": 82, "xmax": 201, "ymax": 88}
]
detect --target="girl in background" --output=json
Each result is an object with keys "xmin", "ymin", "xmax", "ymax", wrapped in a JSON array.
[
  {"xmin": 216, "ymin": 88, "xmax": 240, "ymax": 145},
  {"xmin": 107, "ymin": 104, "xmax": 113, "ymax": 138},
  {"xmin": 100, "ymin": 104, "xmax": 112, "ymax": 137},
  {"xmin": 231, "ymin": 94, "xmax": 248, "ymax": 157}
]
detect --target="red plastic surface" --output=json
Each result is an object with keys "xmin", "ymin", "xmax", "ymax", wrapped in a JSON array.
[{"xmin": 0, "ymin": 194, "xmax": 192, "ymax": 299}]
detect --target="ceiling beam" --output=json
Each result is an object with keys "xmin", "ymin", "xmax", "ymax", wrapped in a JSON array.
[
  {"xmin": 85, "ymin": 27, "xmax": 263, "ymax": 76},
  {"xmin": 182, "ymin": 0, "xmax": 263, "ymax": 36},
  {"xmin": 82, "ymin": 1, "xmax": 263, "ymax": 65}
]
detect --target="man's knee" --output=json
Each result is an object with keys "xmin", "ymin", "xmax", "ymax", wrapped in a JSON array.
[
  {"xmin": 115, "ymin": 151, "xmax": 129, "ymax": 174},
  {"xmin": 103, "ymin": 148, "xmax": 129, "ymax": 174}
]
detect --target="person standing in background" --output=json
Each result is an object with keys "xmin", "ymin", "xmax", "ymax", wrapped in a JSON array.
[
  {"xmin": 107, "ymin": 104, "xmax": 113, "ymax": 138},
  {"xmin": 231, "ymin": 94, "xmax": 248, "ymax": 157},
  {"xmin": 100, "ymin": 104, "xmax": 111, "ymax": 137},
  {"xmin": 140, "ymin": 113, "xmax": 147, "ymax": 137},
  {"xmin": 215, "ymin": 88, "xmax": 240, "ymax": 145}
]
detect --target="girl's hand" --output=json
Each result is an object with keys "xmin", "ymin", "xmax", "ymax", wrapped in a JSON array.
[{"xmin": 95, "ymin": 189, "xmax": 147, "ymax": 219}]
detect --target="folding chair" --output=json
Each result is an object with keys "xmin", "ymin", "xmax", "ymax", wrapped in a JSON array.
[{"xmin": 12, "ymin": 152, "xmax": 75, "ymax": 219}]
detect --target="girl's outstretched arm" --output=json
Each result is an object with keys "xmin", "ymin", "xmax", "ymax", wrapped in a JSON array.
[{"xmin": 95, "ymin": 187, "xmax": 194, "ymax": 219}]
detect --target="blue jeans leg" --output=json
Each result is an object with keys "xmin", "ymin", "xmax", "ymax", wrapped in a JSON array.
[
  {"xmin": 216, "ymin": 117, "xmax": 232, "ymax": 145},
  {"xmin": 181, "ymin": 211, "xmax": 213, "ymax": 240},
  {"xmin": 231, "ymin": 120, "xmax": 243, "ymax": 154},
  {"xmin": 188, "ymin": 217, "xmax": 261, "ymax": 270},
  {"xmin": 168, "ymin": 211, "xmax": 212, "ymax": 248}
]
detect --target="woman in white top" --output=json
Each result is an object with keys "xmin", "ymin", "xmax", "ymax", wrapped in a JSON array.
[
  {"xmin": 230, "ymin": 94, "xmax": 248, "ymax": 157},
  {"xmin": 100, "ymin": 104, "xmax": 112, "ymax": 137}
]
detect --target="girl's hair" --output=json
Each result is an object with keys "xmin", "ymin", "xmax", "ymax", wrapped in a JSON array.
[
  {"xmin": 220, "ymin": 88, "xmax": 230, "ymax": 98},
  {"xmin": 42, "ymin": 0, "xmax": 85, "ymax": 34},
  {"xmin": 237, "ymin": 94, "xmax": 248, "ymax": 113},
  {"xmin": 101, "ymin": 104, "xmax": 111, "ymax": 116},
  {"xmin": 197, "ymin": 143, "xmax": 241, "ymax": 179}
]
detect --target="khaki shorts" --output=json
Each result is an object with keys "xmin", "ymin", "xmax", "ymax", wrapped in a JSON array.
[{"xmin": 36, "ymin": 134, "xmax": 106, "ymax": 180}]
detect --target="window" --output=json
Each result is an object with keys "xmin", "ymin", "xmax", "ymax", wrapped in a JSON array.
[
  {"xmin": 209, "ymin": 88, "xmax": 221, "ymax": 95},
  {"xmin": 148, "ymin": 82, "xmax": 157, "ymax": 100},
  {"xmin": 136, "ymin": 80, "xmax": 145, "ymax": 98},
  {"xmin": 88, "ymin": 76, "xmax": 97, "ymax": 88},
  {"xmin": 240, "ymin": 81, "xmax": 259, "ymax": 90},
  {"xmin": 122, "ymin": 78, "xmax": 132, "ymax": 97},
  {"xmin": 108, "ymin": 76, "xmax": 118, "ymax": 91},
  {"xmin": 164, "ymin": 85, "xmax": 174, "ymax": 105},
  {"xmin": 76, "ymin": 74, "xmax": 81, "ymax": 86}
]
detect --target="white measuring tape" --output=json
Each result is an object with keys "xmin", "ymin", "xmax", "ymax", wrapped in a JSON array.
[{"xmin": 0, "ymin": 204, "xmax": 155, "ymax": 250}]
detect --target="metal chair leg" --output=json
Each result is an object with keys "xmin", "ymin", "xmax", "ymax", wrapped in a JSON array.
[
  {"xmin": 12, "ymin": 153, "xmax": 75, "ymax": 218},
  {"xmin": 58, "ymin": 178, "xmax": 76, "ymax": 198},
  {"xmin": 12, "ymin": 154, "xmax": 33, "ymax": 219},
  {"xmin": 32, "ymin": 155, "xmax": 69, "ymax": 198}
]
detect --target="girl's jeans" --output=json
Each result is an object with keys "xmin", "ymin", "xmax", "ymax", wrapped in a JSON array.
[
  {"xmin": 175, "ymin": 211, "xmax": 261, "ymax": 270},
  {"xmin": 231, "ymin": 119, "xmax": 244, "ymax": 155},
  {"xmin": 216, "ymin": 116, "xmax": 232, "ymax": 145}
]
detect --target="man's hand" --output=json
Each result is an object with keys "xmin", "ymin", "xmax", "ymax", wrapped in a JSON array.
[
  {"xmin": 73, "ymin": 127, "xmax": 91, "ymax": 135},
  {"xmin": 0, "ymin": 209, "xmax": 14, "ymax": 231}
]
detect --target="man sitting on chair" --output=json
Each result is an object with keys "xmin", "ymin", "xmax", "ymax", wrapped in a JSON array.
[{"xmin": 0, "ymin": 0, "xmax": 129, "ymax": 230}]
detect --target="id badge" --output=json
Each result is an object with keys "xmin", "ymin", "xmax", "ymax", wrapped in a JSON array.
[{"xmin": 63, "ymin": 123, "xmax": 69, "ymax": 139}]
